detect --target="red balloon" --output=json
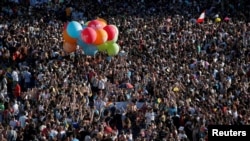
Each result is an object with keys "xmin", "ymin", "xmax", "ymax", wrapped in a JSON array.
[
  {"xmin": 103, "ymin": 25, "xmax": 118, "ymax": 41},
  {"xmin": 81, "ymin": 27, "xmax": 97, "ymax": 44},
  {"xmin": 88, "ymin": 20, "xmax": 106, "ymax": 29}
]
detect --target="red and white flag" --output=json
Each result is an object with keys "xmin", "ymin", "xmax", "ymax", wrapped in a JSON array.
[{"xmin": 197, "ymin": 11, "xmax": 205, "ymax": 23}]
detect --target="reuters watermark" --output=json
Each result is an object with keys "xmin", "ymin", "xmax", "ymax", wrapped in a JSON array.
[{"xmin": 208, "ymin": 125, "xmax": 250, "ymax": 140}]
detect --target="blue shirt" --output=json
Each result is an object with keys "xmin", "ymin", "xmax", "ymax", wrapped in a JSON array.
[{"xmin": 72, "ymin": 138, "xmax": 79, "ymax": 141}]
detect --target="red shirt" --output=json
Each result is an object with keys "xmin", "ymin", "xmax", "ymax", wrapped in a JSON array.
[{"xmin": 15, "ymin": 84, "xmax": 21, "ymax": 97}]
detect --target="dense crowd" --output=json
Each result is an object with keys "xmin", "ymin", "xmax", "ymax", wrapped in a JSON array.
[{"xmin": 0, "ymin": 0, "xmax": 250, "ymax": 141}]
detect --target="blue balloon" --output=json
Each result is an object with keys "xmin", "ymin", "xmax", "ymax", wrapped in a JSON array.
[
  {"xmin": 66, "ymin": 21, "xmax": 83, "ymax": 38},
  {"xmin": 77, "ymin": 39, "xmax": 88, "ymax": 49},
  {"xmin": 77, "ymin": 40, "xmax": 98, "ymax": 56}
]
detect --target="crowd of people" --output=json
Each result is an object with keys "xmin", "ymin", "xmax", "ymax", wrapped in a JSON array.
[{"xmin": 0, "ymin": 0, "xmax": 249, "ymax": 141}]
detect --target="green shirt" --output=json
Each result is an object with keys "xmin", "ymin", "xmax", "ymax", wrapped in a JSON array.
[{"xmin": 0, "ymin": 103, "xmax": 5, "ymax": 111}]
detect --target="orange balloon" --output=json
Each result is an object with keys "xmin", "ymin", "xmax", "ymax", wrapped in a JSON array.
[
  {"xmin": 63, "ymin": 30, "xmax": 77, "ymax": 44},
  {"xmin": 93, "ymin": 28, "xmax": 108, "ymax": 45},
  {"xmin": 63, "ymin": 42, "xmax": 77, "ymax": 53},
  {"xmin": 96, "ymin": 18, "xmax": 107, "ymax": 27},
  {"xmin": 97, "ymin": 17, "xmax": 107, "ymax": 24},
  {"xmin": 98, "ymin": 20, "xmax": 107, "ymax": 28}
]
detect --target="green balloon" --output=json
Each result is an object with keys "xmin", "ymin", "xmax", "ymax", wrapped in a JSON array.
[
  {"xmin": 106, "ymin": 42, "xmax": 120, "ymax": 56},
  {"xmin": 97, "ymin": 43, "xmax": 108, "ymax": 52}
]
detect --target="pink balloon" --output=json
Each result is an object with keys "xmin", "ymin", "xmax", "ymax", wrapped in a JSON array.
[
  {"xmin": 88, "ymin": 20, "xmax": 106, "ymax": 29},
  {"xmin": 103, "ymin": 25, "xmax": 118, "ymax": 41},
  {"xmin": 81, "ymin": 27, "xmax": 97, "ymax": 44}
]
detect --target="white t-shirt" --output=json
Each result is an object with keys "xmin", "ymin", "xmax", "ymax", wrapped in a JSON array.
[
  {"xmin": 12, "ymin": 70, "xmax": 19, "ymax": 82},
  {"xmin": 126, "ymin": 133, "xmax": 133, "ymax": 141},
  {"xmin": 178, "ymin": 133, "xmax": 188, "ymax": 139},
  {"xmin": 145, "ymin": 111, "xmax": 155, "ymax": 124},
  {"xmin": 38, "ymin": 105, "xmax": 44, "ymax": 112},
  {"xmin": 19, "ymin": 115, "xmax": 28, "ymax": 128},
  {"xmin": 98, "ymin": 79, "xmax": 105, "ymax": 90},
  {"xmin": 13, "ymin": 103, "xmax": 19, "ymax": 115}
]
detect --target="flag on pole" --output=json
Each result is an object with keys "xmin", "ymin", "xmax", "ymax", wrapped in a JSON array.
[{"xmin": 197, "ymin": 11, "xmax": 205, "ymax": 23}]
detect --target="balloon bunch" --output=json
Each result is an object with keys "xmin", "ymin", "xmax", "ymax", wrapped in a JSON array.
[{"xmin": 62, "ymin": 18, "xmax": 120, "ymax": 57}]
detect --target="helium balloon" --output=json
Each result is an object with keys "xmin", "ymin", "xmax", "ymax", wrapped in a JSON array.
[
  {"xmin": 63, "ymin": 30, "xmax": 77, "ymax": 44},
  {"xmin": 77, "ymin": 39, "xmax": 87, "ymax": 48},
  {"xmin": 88, "ymin": 20, "xmax": 106, "ymax": 29},
  {"xmin": 106, "ymin": 42, "xmax": 120, "ymax": 56},
  {"xmin": 81, "ymin": 27, "xmax": 97, "ymax": 44},
  {"xmin": 93, "ymin": 28, "xmax": 108, "ymax": 45},
  {"xmin": 66, "ymin": 21, "xmax": 83, "ymax": 38},
  {"xmin": 77, "ymin": 40, "xmax": 98, "ymax": 56},
  {"xmin": 96, "ymin": 18, "xmax": 107, "ymax": 28},
  {"xmin": 112, "ymin": 34, "xmax": 118, "ymax": 43},
  {"xmin": 103, "ymin": 25, "xmax": 119, "ymax": 41},
  {"xmin": 97, "ymin": 42, "xmax": 108, "ymax": 52},
  {"xmin": 63, "ymin": 42, "xmax": 77, "ymax": 53},
  {"xmin": 82, "ymin": 24, "xmax": 87, "ymax": 29},
  {"xmin": 83, "ymin": 44, "xmax": 98, "ymax": 56},
  {"xmin": 96, "ymin": 17, "xmax": 107, "ymax": 24},
  {"xmin": 63, "ymin": 22, "xmax": 68, "ymax": 31}
]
